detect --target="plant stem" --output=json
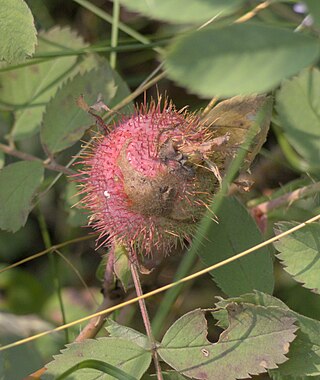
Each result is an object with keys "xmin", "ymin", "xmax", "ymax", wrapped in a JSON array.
[
  {"xmin": 0, "ymin": 234, "xmax": 95, "ymax": 274},
  {"xmin": 235, "ymin": 0, "xmax": 272, "ymax": 23},
  {"xmin": 110, "ymin": 0, "xmax": 120, "ymax": 69},
  {"xmin": 3, "ymin": 213, "xmax": 320, "ymax": 355},
  {"xmin": 130, "ymin": 253, "xmax": 163, "ymax": 380},
  {"xmin": 200, "ymin": 97, "xmax": 218, "ymax": 119},
  {"xmin": 73, "ymin": 0, "xmax": 163, "ymax": 54},
  {"xmin": 0, "ymin": 142, "xmax": 74, "ymax": 175},
  {"xmin": 251, "ymin": 181, "xmax": 320, "ymax": 215},
  {"xmin": 55, "ymin": 249, "xmax": 99, "ymax": 306},
  {"xmin": 37, "ymin": 209, "xmax": 69, "ymax": 344}
]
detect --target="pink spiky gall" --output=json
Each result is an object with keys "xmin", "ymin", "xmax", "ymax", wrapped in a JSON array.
[{"xmin": 77, "ymin": 98, "xmax": 219, "ymax": 256}]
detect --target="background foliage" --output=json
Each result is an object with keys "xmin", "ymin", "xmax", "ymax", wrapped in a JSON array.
[{"xmin": 1, "ymin": 1, "xmax": 320, "ymax": 379}]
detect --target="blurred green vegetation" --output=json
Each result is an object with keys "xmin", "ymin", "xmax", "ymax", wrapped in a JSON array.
[{"xmin": 1, "ymin": 1, "xmax": 320, "ymax": 379}]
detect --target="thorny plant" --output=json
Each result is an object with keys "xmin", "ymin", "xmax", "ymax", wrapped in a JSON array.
[{"xmin": 1, "ymin": 1, "xmax": 320, "ymax": 380}]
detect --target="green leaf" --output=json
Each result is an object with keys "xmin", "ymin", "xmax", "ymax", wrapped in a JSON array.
[
  {"xmin": 119, "ymin": 0, "xmax": 245, "ymax": 24},
  {"xmin": 165, "ymin": 23, "xmax": 320, "ymax": 97},
  {"xmin": 202, "ymin": 94, "xmax": 273, "ymax": 173},
  {"xmin": 95, "ymin": 254, "xmax": 109, "ymax": 282},
  {"xmin": 274, "ymin": 221, "xmax": 320, "ymax": 294},
  {"xmin": 41, "ymin": 60, "xmax": 130, "ymax": 153},
  {"xmin": 270, "ymin": 373, "xmax": 320, "ymax": 380},
  {"xmin": 142, "ymin": 372, "xmax": 187, "ymax": 379},
  {"xmin": 158, "ymin": 304, "xmax": 297, "ymax": 380},
  {"xmin": 212, "ymin": 292, "xmax": 287, "ymax": 329},
  {"xmin": 275, "ymin": 68, "xmax": 320, "ymax": 172},
  {"xmin": 0, "ymin": 332, "xmax": 43, "ymax": 379},
  {"xmin": 42, "ymin": 288, "xmax": 101, "ymax": 332},
  {"xmin": 0, "ymin": 27, "xmax": 87, "ymax": 140},
  {"xmin": 43, "ymin": 337, "xmax": 152, "ymax": 380},
  {"xmin": 0, "ymin": 0, "xmax": 37, "ymax": 63},
  {"xmin": 113, "ymin": 244, "xmax": 132, "ymax": 291},
  {"xmin": 305, "ymin": 0, "xmax": 320, "ymax": 27},
  {"xmin": 0, "ymin": 150, "xmax": 5, "ymax": 169},
  {"xmin": 0, "ymin": 161, "xmax": 44, "ymax": 232},
  {"xmin": 106, "ymin": 319, "xmax": 150, "ymax": 350},
  {"xmin": 197, "ymin": 197, "xmax": 274, "ymax": 296},
  {"xmin": 270, "ymin": 315, "xmax": 320, "ymax": 378},
  {"xmin": 215, "ymin": 292, "xmax": 320, "ymax": 378},
  {"xmin": 0, "ymin": 266, "xmax": 47, "ymax": 313},
  {"xmin": 64, "ymin": 182, "xmax": 88, "ymax": 227}
]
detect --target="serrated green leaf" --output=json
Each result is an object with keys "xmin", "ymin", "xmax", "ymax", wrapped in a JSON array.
[
  {"xmin": 0, "ymin": 161, "xmax": 44, "ymax": 232},
  {"xmin": 274, "ymin": 221, "xmax": 320, "ymax": 294},
  {"xmin": 119, "ymin": 0, "xmax": 245, "ymax": 24},
  {"xmin": 106, "ymin": 319, "xmax": 150, "ymax": 350},
  {"xmin": 215, "ymin": 291, "xmax": 320, "ymax": 378},
  {"xmin": 197, "ymin": 197, "xmax": 274, "ymax": 296},
  {"xmin": 0, "ymin": 0, "xmax": 37, "ymax": 63},
  {"xmin": 159, "ymin": 304, "xmax": 297, "ymax": 380},
  {"xmin": 276, "ymin": 68, "xmax": 320, "ymax": 172},
  {"xmin": 41, "ymin": 61, "xmax": 130, "ymax": 153},
  {"xmin": 165, "ymin": 23, "xmax": 320, "ymax": 97},
  {"xmin": 0, "ymin": 27, "xmax": 87, "ymax": 140},
  {"xmin": 270, "ymin": 315, "xmax": 320, "ymax": 378},
  {"xmin": 212, "ymin": 291, "xmax": 288, "ymax": 329},
  {"xmin": 43, "ymin": 337, "xmax": 152, "ymax": 380}
]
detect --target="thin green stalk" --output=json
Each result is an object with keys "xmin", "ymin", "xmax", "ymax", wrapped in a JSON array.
[
  {"xmin": 0, "ymin": 234, "xmax": 95, "ymax": 274},
  {"xmin": 110, "ymin": 0, "xmax": 120, "ymax": 69},
  {"xmin": 0, "ymin": 58, "xmax": 51, "ymax": 73},
  {"xmin": 37, "ymin": 210, "xmax": 69, "ymax": 343},
  {"xmin": 73, "ymin": 0, "xmax": 163, "ymax": 54},
  {"xmin": 0, "ymin": 41, "xmax": 169, "ymax": 73},
  {"xmin": 33, "ymin": 40, "xmax": 168, "ymax": 59},
  {"xmin": 55, "ymin": 249, "xmax": 99, "ymax": 306}
]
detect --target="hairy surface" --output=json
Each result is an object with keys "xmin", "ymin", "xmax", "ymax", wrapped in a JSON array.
[{"xmin": 78, "ymin": 99, "xmax": 220, "ymax": 255}]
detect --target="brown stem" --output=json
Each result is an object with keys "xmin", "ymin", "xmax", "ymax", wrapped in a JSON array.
[
  {"xmin": 130, "ymin": 253, "xmax": 163, "ymax": 380},
  {"xmin": 74, "ymin": 293, "xmax": 119, "ymax": 343},
  {"xmin": 25, "ymin": 297, "xmax": 125, "ymax": 379},
  {"xmin": 251, "ymin": 181, "xmax": 320, "ymax": 216},
  {"xmin": 0, "ymin": 142, "xmax": 75, "ymax": 176},
  {"xmin": 75, "ymin": 249, "xmax": 121, "ymax": 342}
]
